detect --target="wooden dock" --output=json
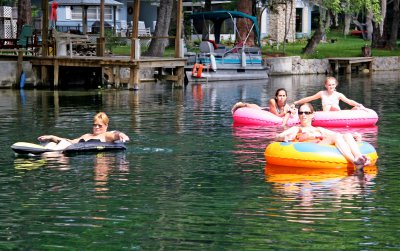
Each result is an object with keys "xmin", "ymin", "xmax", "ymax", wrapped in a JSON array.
[
  {"xmin": 328, "ymin": 57, "xmax": 373, "ymax": 75},
  {"xmin": 0, "ymin": 52, "xmax": 186, "ymax": 89},
  {"xmin": 30, "ymin": 56, "xmax": 187, "ymax": 89}
]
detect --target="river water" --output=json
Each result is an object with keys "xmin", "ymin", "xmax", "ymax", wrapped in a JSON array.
[{"xmin": 0, "ymin": 72, "xmax": 399, "ymax": 250}]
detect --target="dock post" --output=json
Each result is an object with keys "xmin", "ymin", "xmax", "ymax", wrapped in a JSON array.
[
  {"xmin": 53, "ymin": 59, "xmax": 59, "ymax": 88},
  {"xmin": 114, "ymin": 66, "xmax": 121, "ymax": 88},
  {"xmin": 41, "ymin": 66, "xmax": 48, "ymax": 86},
  {"xmin": 15, "ymin": 50, "xmax": 23, "ymax": 88},
  {"xmin": 346, "ymin": 64, "xmax": 351, "ymax": 75},
  {"xmin": 175, "ymin": 66, "xmax": 184, "ymax": 88},
  {"xmin": 129, "ymin": 65, "xmax": 140, "ymax": 90},
  {"xmin": 368, "ymin": 60, "xmax": 373, "ymax": 73}
]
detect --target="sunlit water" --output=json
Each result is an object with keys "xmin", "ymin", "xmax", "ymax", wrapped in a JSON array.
[{"xmin": 0, "ymin": 72, "xmax": 399, "ymax": 250}]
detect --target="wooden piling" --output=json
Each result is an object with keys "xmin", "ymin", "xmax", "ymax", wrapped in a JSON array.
[{"xmin": 15, "ymin": 50, "xmax": 23, "ymax": 88}]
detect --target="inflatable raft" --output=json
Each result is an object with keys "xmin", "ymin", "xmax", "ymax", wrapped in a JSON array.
[
  {"xmin": 265, "ymin": 141, "xmax": 378, "ymax": 169},
  {"xmin": 264, "ymin": 164, "xmax": 378, "ymax": 183},
  {"xmin": 11, "ymin": 141, "xmax": 126, "ymax": 155},
  {"xmin": 233, "ymin": 107, "xmax": 300, "ymax": 126},
  {"xmin": 233, "ymin": 107, "xmax": 378, "ymax": 127}
]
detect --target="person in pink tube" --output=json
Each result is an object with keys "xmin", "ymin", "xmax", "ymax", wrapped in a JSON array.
[{"xmin": 292, "ymin": 76, "xmax": 365, "ymax": 111}]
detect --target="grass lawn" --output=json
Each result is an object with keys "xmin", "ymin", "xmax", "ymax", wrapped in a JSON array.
[
  {"xmin": 263, "ymin": 31, "xmax": 400, "ymax": 59},
  {"xmin": 110, "ymin": 31, "xmax": 400, "ymax": 59}
]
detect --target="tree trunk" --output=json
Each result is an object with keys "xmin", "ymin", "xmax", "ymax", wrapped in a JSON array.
[
  {"xmin": 388, "ymin": 0, "xmax": 400, "ymax": 49},
  {"xmin": 344, "ymin": 13, "xmax": 351, "ymax": 35},
  {"xmin": 17, "ymin": 0, "xmax": 32, "ymax": 34},
  {"xmin": 237, "ymin": 0, "xmax": 255, "ymax": 46},
  {"xmin": 365, "ymin": 11, "xmax": 373, "ymax": 41},
  {"xmin": 144, "ymin": 0, "xmax": 174, "ymax": 57},
  {"xmin": 302, "ymin": 8, "xmax": 328, "ymax": 55},
  {"xmin": 201, "ymin": 0, "xmax": 211, "ymax": 41}
]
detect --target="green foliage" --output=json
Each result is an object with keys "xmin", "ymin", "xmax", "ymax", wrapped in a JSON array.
[
  {"xmin": 104, "ymin": 30, "xmax": 128, "ymax": 53},
  {"xmin": 263, "ymin": 30, "xmax": 400, "ymax": 58}
]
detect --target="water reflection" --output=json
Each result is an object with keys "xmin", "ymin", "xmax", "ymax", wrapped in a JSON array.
[
  {"xmin": 93, "ymin": 152, "xmax": 130, "ymax": 196},
  {"xmin": 14, "ymin": 152, "xmax": 71, "ymax": 171},
  {"xmin": 265, "ymin": 164, "xmax": 378, "ymax": 222},
  {"xmin": 14, "ymin": 152, "xmax": 130, "ymax": 197},
  {"xmin": 232, "ymin": 126, "xmax": 282, "ymax": 167}
]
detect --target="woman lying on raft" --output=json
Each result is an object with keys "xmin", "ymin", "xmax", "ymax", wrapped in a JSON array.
[
  {"xmin": 231, "ymin": 88, "xmax": 296, "ymax": 126},
  {"xmin": 38, "ymin": 112, "xmax": 130, "ymax": 150},
  {"xmin": 274, "ymin": 103, "xmax": 370, "ymax": 168}
]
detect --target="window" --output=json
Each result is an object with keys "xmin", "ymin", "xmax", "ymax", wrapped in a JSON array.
[{"xmin": 70, "ymin": 6, "xmax": 113, "ymax": 21}]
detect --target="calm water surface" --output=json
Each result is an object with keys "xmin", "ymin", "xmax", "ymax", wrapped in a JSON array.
[{"xmin": 0, "ymin": 72, "xmax": 399, "ymax": 250}]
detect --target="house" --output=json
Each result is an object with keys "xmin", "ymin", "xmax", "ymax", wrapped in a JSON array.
[
  {"xmin": 261, "ymin": 0, "xmax": 314, "ymax": 43},
  {"xmin": 183, "ymin": 0, "xmax": 314, "ymax": 45},
  {"xmin": 31, "ymin": 0, "xmax": 157, "ymax": 36}
]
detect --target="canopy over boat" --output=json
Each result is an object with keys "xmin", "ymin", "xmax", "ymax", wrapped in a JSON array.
[{"xmin": 189, "ymin": 10, "xmax": 261, "ymax": 46}]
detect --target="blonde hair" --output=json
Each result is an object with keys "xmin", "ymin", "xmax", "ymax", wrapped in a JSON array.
[
  {"xmin": 299, "ymin": 103, "xmax": 315, "ymax": 113},
  {"xmin": 93, "ymin": 112, "xmax": 109, "ymax": 126},
  {"xmin": 325, "ymin": 76, "xmax": 338, "ymax": 85}
]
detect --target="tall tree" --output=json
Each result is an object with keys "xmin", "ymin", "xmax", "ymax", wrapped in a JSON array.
[
  {"xmin": 303, "ymin": 0, "xmax": 381, "ymax": 55},
  {"xmin": 372, "ymin": 0, "xmax": 399, "ymax": 49},
  {"xmin": 144, "ymin": 0, "xmax": 174, "ymax": 57},
  {"xmin": 388, "ymin": 0, "xmax": 400, "ymax": 49},
  {"xmin": 237, "ymin": 0, "xmax": 256, "ymax": 46},
  {"xmin": 17, "ymin": 0, "xmax": 32, "ymax": 34},
  {"xmin": 201, "ymin": 0, "xmax": 211, "ymax": 41}
]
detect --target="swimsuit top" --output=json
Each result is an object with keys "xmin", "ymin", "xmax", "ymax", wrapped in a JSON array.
[
  {"xmin": 79, "ymin": 138, "xmax": 102, "ymax": 143},
  {"xmin": 321, "ymin": 91, "xmax": 340, "ymax": 107},
  {"xmin": 293, "ymin": 128, "xmax": 324, "ymax": 143}
]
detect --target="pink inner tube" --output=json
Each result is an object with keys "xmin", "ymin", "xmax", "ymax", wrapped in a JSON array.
[
  {"xmin": 233, "ymin": 107, "xmax": 299, "ymax": 126},
  {"xmin": 233, "ymin": 107, "xmax": 378, "ymax": 127},
  {"xmin": 312, "ymin": 108, "xmax": 378, "ymax": 127}
]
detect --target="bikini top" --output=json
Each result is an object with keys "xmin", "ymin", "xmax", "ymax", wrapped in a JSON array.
[
  {"xmin": 321, "ymin": 91, "xmax": 340, "ymax": 107},
  {"xmin": 293, "ymin": 127, "xmax": 324, "ymax": 143}
]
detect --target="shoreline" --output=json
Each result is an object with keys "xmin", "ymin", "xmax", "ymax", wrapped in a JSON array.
[
  {"xmin": 265, "ymin": 56, "xmax": 400, "ymax": 75},
  {"xmin": 0, "ymin": 56, "xmax": 399, "ymax": 88}
]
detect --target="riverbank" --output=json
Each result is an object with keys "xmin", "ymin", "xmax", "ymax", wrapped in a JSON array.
[
  {"xmin": 0, "ymin": 55, "xmax": 399, "ymax": 88},
  {"xmin": 265, "ymin": 56, "xmax": 400, "ymax": 75}
]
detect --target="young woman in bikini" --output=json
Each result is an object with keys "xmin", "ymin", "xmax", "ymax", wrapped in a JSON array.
[
  {"xmin": 231, "ymin": 88, "xmax": 295, "ymax": 126},
  {"xmin": 274, "ymin": 103, "xmax": 370, "ymax": 168},
  {"xmin": 292, "ymin": 77, "xmax": 364, "ymax": 111}
]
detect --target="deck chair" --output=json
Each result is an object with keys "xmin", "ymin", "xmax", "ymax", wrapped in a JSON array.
[{"xmin": 17, "ymin": 25, "xmax": 33, "ymax": 48}]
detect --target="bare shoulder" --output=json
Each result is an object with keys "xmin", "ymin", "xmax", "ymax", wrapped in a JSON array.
[{"xmin": 268, "ymin": 98, "xmax": 276, "ymax": 106}]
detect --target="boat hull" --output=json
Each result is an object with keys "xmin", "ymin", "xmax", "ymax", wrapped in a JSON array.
[{"xmin": 185, "ymin": 65, "xmax": 268, "ymax": 83}]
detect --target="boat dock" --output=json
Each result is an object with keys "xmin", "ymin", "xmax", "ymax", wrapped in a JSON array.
[
  {"xmin": 0, "ymin": 50, "xmax": 186, "ymax": 89},
  {"xmin": 328, "ymin": 57, "xmax": 373, "ymax": 75}
]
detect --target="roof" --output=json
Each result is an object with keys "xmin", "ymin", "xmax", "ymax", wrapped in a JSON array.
[
  {"xmin": 189, "ymin": 10, "xmax": 260, "ymax": 45},
  {"xmin": 49, "ymin": 0, "xmax": 123, "ymax": 6}
]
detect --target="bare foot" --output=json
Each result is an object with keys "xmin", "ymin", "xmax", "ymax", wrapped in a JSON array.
[
  {"xmin": 231, "ymin": 102, "xmax": 245, "ymax": 114},
  {"xmin": 353, "ymin": 156, "xmax": 366, "ymax": 166},
  {"xmin": 362, "ymin": 155, "xmax": 371, "ymax": 166}
]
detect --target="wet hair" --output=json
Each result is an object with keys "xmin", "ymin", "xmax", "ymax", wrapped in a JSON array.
[
  {"xmin": 274, "ymin": 88, "xmax": 288, "ymax": 104},
  {"xmin": 93, "ymin": 112, "xmax": 109, "ymax": 126},
  {"xmin": 298, "ymin": 103, "xmax": 315, "ymax": 113},
  {"xmin": 325, "ymin": 76, "xmax": 338, "ymax": 86}
]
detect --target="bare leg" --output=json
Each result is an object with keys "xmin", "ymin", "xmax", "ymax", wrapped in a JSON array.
[
  {"xmin": 231, "ymin": 102, "xmax": 262, "ymax": 114},
  {"xmin": 332, "ymin": 133, "xmax": 366, "ymax": 168}
]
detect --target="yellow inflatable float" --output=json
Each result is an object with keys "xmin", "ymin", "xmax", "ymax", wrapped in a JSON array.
[
  {"xmin": 265, "ymin": 142, "xmax": 378, "ymax": 169},
  {"xmin": 265, "ymin": 164, "xmax": 378, "ymax": 183}
]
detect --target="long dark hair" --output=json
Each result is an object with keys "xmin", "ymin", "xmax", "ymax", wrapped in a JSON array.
[{"xmin": 274, "ymin": 88, "xmax": 288, "ymax": 105}]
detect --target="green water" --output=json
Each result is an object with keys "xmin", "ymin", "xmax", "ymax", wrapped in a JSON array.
[{"xmin": 0, "ymin": 72, "xmax": 399, "ymax": 250}]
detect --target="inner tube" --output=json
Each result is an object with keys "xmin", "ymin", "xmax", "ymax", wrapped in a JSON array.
[
  {"xmin": 11, "ymin": 140, "xmax": 126, "ymax": 155},
  {"xmin": 63, "ymin": 140, "xmax": 126, "ymax": 153},
  {"xmin": 233, "ymin": 107, "xmax": 378, "ymax": 127},
  {"xmin": 265, "ymin": 141, "xmax": 378, "ymax": 169}
]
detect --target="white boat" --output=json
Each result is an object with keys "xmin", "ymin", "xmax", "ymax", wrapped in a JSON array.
[{"xmin": 185, "ymin": 11, "xmax": 268, "ymax": 83}]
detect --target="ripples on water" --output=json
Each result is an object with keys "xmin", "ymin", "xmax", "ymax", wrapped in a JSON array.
[{"xmin": 0, "ymin": 73, "xmax": 399, "ymax": 249}]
